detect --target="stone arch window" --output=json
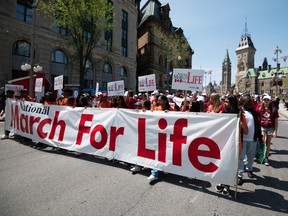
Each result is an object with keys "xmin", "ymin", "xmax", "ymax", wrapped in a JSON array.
[
  {"xmin": 261, "ymin": 82, "xmax": 264, "ymax": 87},
  {"xmin": 11, "ymin": 40, "xmax": 32, "ymax": 79},
  {"xmin": 102, "ymin": 63, "xmax": 113, "ymax": 91},
  {"xmin": 51, "ymin": 49, "xmax": 69, "ymax": 85},
  {"xmin": 51, "ymin": 49, "xmax": 68, "ymax": 64},
  {"xmin": 102, "ymin": 63, "xmax": 112, "ymax": 74},
  {"xmin": 120, "ymin": 66, "xmax": 128, "ymax": 77},
  {"xmin": 12, "ymin": 40, "xmax": 30, "ymax": 57},
  {"xmin": 120, "ymin": 66, "xmax": 128, "ymax": 88},
  {"xmin": 159, "ymin": 55, "xmax": 163, "ymax": 67}
]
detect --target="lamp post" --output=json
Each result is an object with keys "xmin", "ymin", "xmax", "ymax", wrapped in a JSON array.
[
  {"xmin": 21, "ymin": 63, "xmax": 43, "ymax": 77},
  {"xmin": 273, "ymin": 46, "xmax": 282, "ymax": 97},
  {"xmin": 28, "ymin": 0, "xmax": 40, "ymax": 96}
]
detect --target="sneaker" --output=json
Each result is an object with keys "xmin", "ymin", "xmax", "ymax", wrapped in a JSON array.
[
  {"xmin": 237, "ymin": 177, "xmax": 243, "ymax": 185},
  {"xmin": 222, "ymin": 186, "xmax": 230, "ymax": 196},
  {"xmin": 247, "ymin": 171, "xmax": 255, "ymax": 178},
  {"xmin": 264, "ymin": 157, "xmax": 269, "ymax": 166},
  {"xmin": 215, "ymin": 183, "xmax": 224, "ymax": 192},
  {"xmin": 0, "ymin": 134, "xmax": 9, "ymax": 139},
  {"xmin": 147, "ymin": 174, "xmax": 158, "ymax": 182},
  {"xmin": 130, "ymin": 165, "xmax": 141, "ymax": 173}
]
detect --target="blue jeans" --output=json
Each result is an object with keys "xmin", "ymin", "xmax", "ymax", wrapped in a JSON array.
[
  {"xmin": 238, "ymin": 140, "xmax": 257, "ymax": 177},
  {"xmin": 151, "ymin": 169, "xmax": 158, "ymax": 177}
]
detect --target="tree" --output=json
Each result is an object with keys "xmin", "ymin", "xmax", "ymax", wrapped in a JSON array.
[
  {"xmin": 153, "ymin": 27, "xmax": 192, "ymax": 70},
  {"xmin": 153, "ymin": 27, "xmax": 192, "ymax": 90},
  {"xmin": 40, "ymin": 0, "xmax": 113, "ymax": 93}
]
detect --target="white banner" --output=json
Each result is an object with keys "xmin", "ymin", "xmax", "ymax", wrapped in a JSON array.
[
  {"xmin": 35, "ymin": 78, "xmax": 43, "ymax": 92},
  {"xmin": 5, "ymin": 100, "xmax": 239, "ymax": 186},
  {"xmin": 138, "ymin": 74, "xmax": 156, "ymax": 92},
  {"xmin": 107, "ymin": 80, "xmax": 125, "ymax": 96},
  {"xmin": 172, "ymin": 69, "xmax": 204, "ymax": 91},
  {"xmin": 54, "ymin": 75, "xmax": 63, "ymax": 90}
]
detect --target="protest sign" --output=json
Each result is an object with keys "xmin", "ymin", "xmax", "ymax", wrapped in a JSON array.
[
  {"xmin": 172, "ymin": 69, "xmax": 204, "ymax": 91},
  {"xmin": 107, "ymin": 80, "xmax": 125, "ymax": 96},
  {"xmin": 138, "ymin": 74, "xmax": 156, "ymax": 92},
  {"xmin": 54, "ymin": 75, "xmax": 63, "ymax": 90}
]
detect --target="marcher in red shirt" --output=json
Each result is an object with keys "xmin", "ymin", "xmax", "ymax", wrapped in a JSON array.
[{"xmin": 257, "ymin": 95, "xmax": 279, "ymax": 166}]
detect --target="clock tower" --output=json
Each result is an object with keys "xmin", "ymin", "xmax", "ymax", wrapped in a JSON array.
[{"xmin": 222, "ymin": 49, "xmax": 231, "ymax": 93}]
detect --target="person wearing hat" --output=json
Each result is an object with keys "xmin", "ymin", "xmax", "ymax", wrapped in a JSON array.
[
  {"xmin": 257, "ymin": 94, "xmax": 279, "ymax": 166},
  {"xmin": 0, "ymin": 90, "xmax": 15, "ymax": 139},
  {"xmin": 19, "ymin": 88, "xmax": 34, "ymax": 102}
]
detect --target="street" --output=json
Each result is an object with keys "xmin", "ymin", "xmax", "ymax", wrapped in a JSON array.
[{"xmin": 0, "ymin": 104, "xmax": 288, "ymax": 216}]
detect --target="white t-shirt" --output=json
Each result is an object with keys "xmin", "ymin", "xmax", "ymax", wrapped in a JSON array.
[{"xmin": 243, "ymin": 110, "xmax": 255, "ymax": 141}]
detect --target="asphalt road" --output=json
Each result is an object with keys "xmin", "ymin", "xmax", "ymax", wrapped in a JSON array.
[{"xmin": 0, "ymin": 104, "xmax": 288, "ymax": 216}]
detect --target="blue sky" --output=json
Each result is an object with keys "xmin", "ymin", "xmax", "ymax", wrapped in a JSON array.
[{"xmin": 140, "ymin": 0, "xmax": 288, "ymax": 85}]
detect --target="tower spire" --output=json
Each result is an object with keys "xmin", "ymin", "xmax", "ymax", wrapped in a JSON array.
[{"xmin": 242, "ymin": 15, "xmax": 250, "ymax": 38}]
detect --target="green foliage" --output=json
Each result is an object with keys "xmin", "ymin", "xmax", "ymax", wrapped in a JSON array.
[
  {"xmin": 39, "ymin": 0, "xmax": 114, "ymax": 92},
  {"xmin": 153, "ymin": 28, "xmax": 191, "ymax": 68}
]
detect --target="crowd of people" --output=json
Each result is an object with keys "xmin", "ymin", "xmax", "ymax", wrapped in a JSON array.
[{"xmin": 0, "ymin": 87, "xmax": 281, "ymax": 197}]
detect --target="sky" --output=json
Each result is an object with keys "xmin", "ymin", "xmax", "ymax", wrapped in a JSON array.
[{"xmin": 140, "ymin": 0, "xmax": 288, "ymax": 85}]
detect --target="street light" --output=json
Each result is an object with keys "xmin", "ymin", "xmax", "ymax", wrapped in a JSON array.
[
  {"xmin": 273, "ymin": 46, "xmax": 282, "ymax": 97},
  {"xmin": 21, "ymin": 63, "xmax": 43, "ymax": 74},
  {"xmin": 28, "ymin": 0, "xmax": 40, "ymax": 96}
]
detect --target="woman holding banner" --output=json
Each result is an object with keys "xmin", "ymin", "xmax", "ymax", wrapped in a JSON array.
[{"xmin": 215, "ymin": 95, "xmax": 248, "ymax": 196}]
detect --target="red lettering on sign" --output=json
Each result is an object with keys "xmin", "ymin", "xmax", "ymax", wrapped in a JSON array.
[{"xmin": 188, "ymin": 137, "xmax": 220, "ymax": 172}]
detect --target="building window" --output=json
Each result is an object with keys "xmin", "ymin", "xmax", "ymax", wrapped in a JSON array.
[
  {"xmin": 121, "ymin": 10, "xmax": 128, "ymax": 57},
  {"xmin": 103, "ymin": 63, "xmax": 112, "ymax": 74},
  {"xmin": 159, "ymin": 55, "xmax": 163, "ymax": 67},
  {"xmin": 105, "ymin": 0, "xmax": 113, "ymax": 51},
  {"xmin": 84, "ymin": 59, "xmax": 94, "ymax": 88},
  {"xmin": 12, "ymin": 40, "xmax": 30, "ymax": 57},
  {"xmin": 51, "ymin": 50, "xmax": 68, "ymax": 64},
  {"xmin": 53, "ymin": 26, "xmax": 67, "ymax": 36},
  {"xmin": 51, "ymin": 49, "xmax": 68, "ymax": 85},
  {"xmin": 84, "ymin": 31, "xmax": 91, "ymax": 43},
  {"xmin": 16, "ymin": 1, "xmax": 33, "ymax": 24},
  {"xmin": 120, "ymin": 66, "xmax": 127, "ymax": 77}
]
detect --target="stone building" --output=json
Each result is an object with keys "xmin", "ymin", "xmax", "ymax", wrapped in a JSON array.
[
  {"xmin": 235, "ymin": 26, "xmax": 288, "ymax": 97},
  {"xmin": 0, "ymin": 0, "xmax": 139, "ymax": 93},
  {"xmin": 137, "ymin": 0, "xmax": 193, "ymax": 91}
]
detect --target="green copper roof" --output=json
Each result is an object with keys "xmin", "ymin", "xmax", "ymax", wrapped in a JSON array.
[
  {"xmin": 242, "ymin": 67, "xmax": 288, "ymax": 79},
  {"xmin": 223, "ymin": 49, "xmax": 230, "ymax": 63}
]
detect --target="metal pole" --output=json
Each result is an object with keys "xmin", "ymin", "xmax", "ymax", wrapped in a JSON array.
[
  {"xmin": 275, "ymin": 47, "xmax": 278, "ymax": 97},
  {"xmin": 29, "ymin": 5, "xmax": 36, "ymax": 97}
]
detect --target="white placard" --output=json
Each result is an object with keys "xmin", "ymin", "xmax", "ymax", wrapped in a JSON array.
[
  {"xmin": 54, "ymin": 75, "xmax": 63, "ymax": 90},
  {"xmin": 172, "ymin": 69, "xmax": 204, "ymax": 91},
  {"xmin": 35, "ymin": 78, "xmax": 43, "ymax": 92},
  {"xmin": 95, "ymin": 82, "xmax": 99, "ymax": 96},
  {"xmin": 138, "ymin": 74, "xmax": 156, "ymax": 92},
  {"xmin": 107, "ymin": 80, "xmax": 125, "ymax": 96},
  {"xmin": 5, "ymin": 84, "xmax": 24, "ymax": 96}
]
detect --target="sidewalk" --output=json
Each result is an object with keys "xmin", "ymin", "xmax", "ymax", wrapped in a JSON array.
[{"xmin": 278, "ymin": 102, "xmax": 288, "ymax": 119}]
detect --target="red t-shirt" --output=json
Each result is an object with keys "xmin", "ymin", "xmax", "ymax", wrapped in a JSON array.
[{"xmin": 258, "ymin": 107, "xmax": 279, "ymax": 128}]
